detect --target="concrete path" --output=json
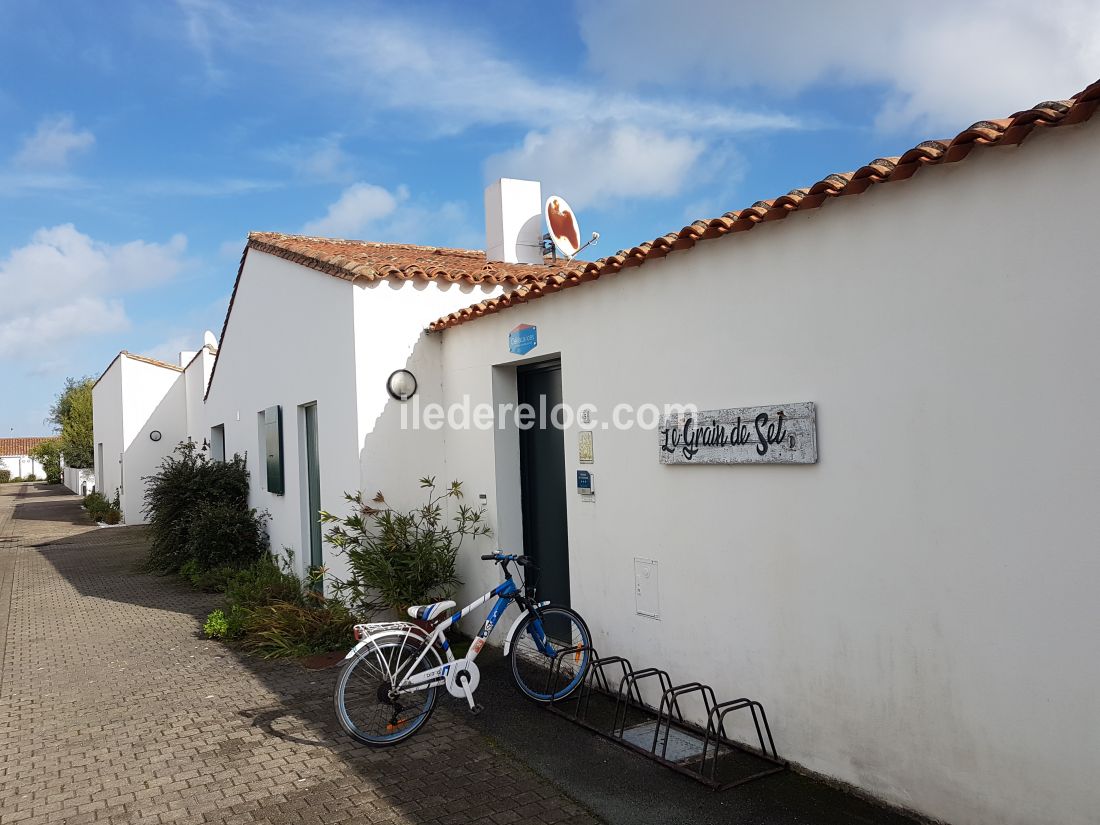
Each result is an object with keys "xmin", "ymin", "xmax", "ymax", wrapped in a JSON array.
[{"xmin": 0, "ymin": 484, "xmax": 595, "ymax": 825}]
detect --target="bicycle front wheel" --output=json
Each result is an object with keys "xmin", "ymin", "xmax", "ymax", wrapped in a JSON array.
[
  {"xmin": 333, "ymin": 638, "xmax": 441, "ymax": 746},
  {"xmin": 508, "ymin": 605, "xmax": 592, "ymax": 702}
]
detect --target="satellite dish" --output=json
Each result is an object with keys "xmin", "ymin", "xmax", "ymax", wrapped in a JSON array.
[
  {"xmin": 544, "ymin": 195, "xmax": 581, "ymax": 258},
  {"xmin": 203, "ymin": 330, "xmax": 218, "ymax": 349}
]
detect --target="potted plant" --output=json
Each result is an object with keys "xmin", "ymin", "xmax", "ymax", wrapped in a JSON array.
[{"xmin": 320, "ymin": 476, "xmax": 492, "ymax": 622}]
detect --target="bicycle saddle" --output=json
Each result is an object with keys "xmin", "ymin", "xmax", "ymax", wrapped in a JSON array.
[{"xmin": 407, "ymin": 600, "xmax": 456, "ymax": 621}]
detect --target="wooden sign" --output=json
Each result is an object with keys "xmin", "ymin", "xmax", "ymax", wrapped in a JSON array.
[{"xmin": 658, "ymin": 402, "xmax": 817, "ymax": 464}]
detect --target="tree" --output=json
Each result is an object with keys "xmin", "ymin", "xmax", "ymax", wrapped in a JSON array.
[
  {"xmin": 30, "ymin": 440, "xmax": 62, "ymax": 484},
  {"xmin": 48, "ymin": 376, "xmax": 95, "ymax": 468}
]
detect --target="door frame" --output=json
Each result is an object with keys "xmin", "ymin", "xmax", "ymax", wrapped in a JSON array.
[{"xmin": 516, "ymin": 359, "xmax": 571, "ymax": 607}]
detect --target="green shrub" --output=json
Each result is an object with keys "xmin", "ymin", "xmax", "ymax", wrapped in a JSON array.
[
  {"xmin": 224, "ymin": 555, "xmax": 303, "ymax": 611},
  {"xmin": 25, "ymin": 472, "xmax": 37, "ymax": 481},
  {"xmin": 0, "ymin": 469, "xmax": 10, "ymax": 483},
  {"xmin": 201, "ymin": 554, "xmax": 355, "ymax": 658},
  {"xmin": 203, "ymin": 609, "xmax": 230, "ymax": 639},
  {"xmin": 83, "ymin": 491, "xmax": 110, "ymax": 521},
  {"xmin": 10, "ymin": 476, "xmax": 23, "ymax": 483},
  {"xmin": 103, "ymin": 508, "xmax": 121, "ymax": 525},
  {"xmin": 321, "ymin": 477, "xmax": 490, "ymax": 615},
  {"xmin": 241, "ymin": 599, "xmax": 356, "ymax": 659},
  {"xmin": 181, "ymin": 560, "xmax": 239, "ymax": 592},
  {"xmin": 29, "ymin": 439, "xmax": 62, "ymax": 484},
  {"xmin": 143, "ymin": 441, "xmax": 265, "ymax": 574},
  {"xmin": 185, "ymin": 501, "xmax": 269, "ymax": 571}
]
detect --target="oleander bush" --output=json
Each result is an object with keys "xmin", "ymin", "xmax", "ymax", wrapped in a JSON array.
[
  {"xmin": 103, "ymin": 508, "xmax": 121, "ymax": 525},
  {"xmin": 143, "ymin": 441, "xmax": 267, "ymax": 575},
  {"xmin": 26, "ymin": 473, "xmax": 37, "ymax": 482},
  {"xmin": 320, "ymin": 476, "xmax": 491, "ymax": 616},
  {"xmin": 0, "ymin": 469, "xmax": 10, "ymax": 483}
]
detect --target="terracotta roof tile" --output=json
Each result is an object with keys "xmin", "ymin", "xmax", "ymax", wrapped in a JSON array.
[
  {"xmin": 431, "ymin": 78, "xmax": 1100, "ymax": 331},
  {"xmin": 204, "ymin": 234, "xmax": 572, "ymax": 399},
  {"xmin": 0, "ymin": 437, "xmax": 58, "ymax": 457},
  {"xmin": 92, "ymin": 350, "xmax": 184, "ymax": 390},
  {"xmin": 247, "ymin": 233, "xmax": 565, "ymax": 287}
]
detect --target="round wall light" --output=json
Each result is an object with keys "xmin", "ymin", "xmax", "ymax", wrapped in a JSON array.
[
  {"xmin": 386, "ymin": 369, "xmax": 418, "ymax": 401},
  {"xmin": 149, "ymin": 430, "xmax": 163, "ymax": 442}
]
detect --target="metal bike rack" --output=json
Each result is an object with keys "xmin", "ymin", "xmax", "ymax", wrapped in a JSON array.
[{"xmin": 543, "ymin": 647, "xmax": 787, "ymax": 791}]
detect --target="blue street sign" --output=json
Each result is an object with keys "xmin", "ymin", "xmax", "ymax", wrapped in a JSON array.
[{"xmin": 508, "ymin": 324, "xmax": 537, "ymax": 355}]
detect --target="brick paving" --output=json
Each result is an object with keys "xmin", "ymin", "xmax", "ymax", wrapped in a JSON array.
[{"xmin": 0, "ymin": 483, "xmax": 599, "ymax": 825}]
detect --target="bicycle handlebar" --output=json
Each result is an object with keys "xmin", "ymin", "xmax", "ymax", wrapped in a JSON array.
[{"xmin": 481, "ymin": 553, "xmax": 532, "ymax": 566}]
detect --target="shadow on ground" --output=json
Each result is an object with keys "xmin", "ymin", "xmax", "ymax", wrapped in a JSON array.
[{"xmin": 30, "ymin": 485, "xmax": 929, "ymax": 825}]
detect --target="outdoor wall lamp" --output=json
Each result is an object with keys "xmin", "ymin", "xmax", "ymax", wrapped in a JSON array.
[{"xmin": 386, "ymin": 369, "xmax": 418, "ymax": 401}]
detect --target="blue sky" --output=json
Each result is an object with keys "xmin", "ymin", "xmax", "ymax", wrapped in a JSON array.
[{"xmin": 2, "ymin": 0, "xmax": 1098, "ymax": 437}]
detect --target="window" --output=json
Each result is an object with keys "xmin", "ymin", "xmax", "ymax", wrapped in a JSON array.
[
  {"xmin": 260, "ymin": 406, "xmax": 284, "ymax": 495},
  {"xmin": 210, "ymin": 425, "xmax": 226, "ymax": 463}
]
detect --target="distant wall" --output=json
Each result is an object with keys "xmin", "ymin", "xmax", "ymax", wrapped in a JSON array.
[
  {"xmin": 0, "ymin": 455, "xmax": 46, "ymax": 479},
  {"xmin": 63, "ymin": 467, "xmax": 95, "ymax": 496}
]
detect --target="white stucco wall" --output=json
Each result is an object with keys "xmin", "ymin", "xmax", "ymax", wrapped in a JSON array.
[
  {"xmin": 351, "ymin": 278, "xmax": 504, "ymax": 519},
  {"xmin": 92, "ymin": 358, "xmax": 125, "ymax": 504},
  {"xmin": 203, "ymin": 251, "xmax": 363, "ymax": 577},
  {"xmin": 121, "ymin": 358, "xmax": 188, "ymax": 523},
  {"xmin": 184, "ymin": 347, "xmax": 216, "ymax": 437},
  {"xmin": 63, "ymin": 467, "xmax": 95, "ymax": 495},
  {"xmin": 361, "ymin": 119, "xmax": 1100, "ymax": 825},
  {"xmin": 0, "ymin": 455, "xmax": 46, "ymax": 479},
  {"xmin": 93, "ymin": 354, "xmax": 187, "ymax": 522}
]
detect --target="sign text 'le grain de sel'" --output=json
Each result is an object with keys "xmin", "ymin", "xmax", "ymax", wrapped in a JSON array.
[{"xmin": 658, "ymin": 402, "xmax": 818, "ymax": 464}]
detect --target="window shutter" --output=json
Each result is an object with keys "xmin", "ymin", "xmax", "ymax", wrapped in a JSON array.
[{"xmin": 264, "ymin": 406, "xmax": 284, "ymax": 495}]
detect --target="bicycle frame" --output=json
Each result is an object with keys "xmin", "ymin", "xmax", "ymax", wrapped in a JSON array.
[{"xmin": 347, "ymin": 563, "xmax": 552, "ymax": 710}]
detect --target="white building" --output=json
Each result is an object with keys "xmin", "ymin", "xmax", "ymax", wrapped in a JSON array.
[
  {"xmin": 92, "ymin": 346, "xmax": 216, "ymax": 523},
  {"xmin": 92, "ymin": 80, "xmax": 1100, "ymax": 825},
  {"xmin": 0, "ymin": 437, "xmax": 53, "ymax": 480}
]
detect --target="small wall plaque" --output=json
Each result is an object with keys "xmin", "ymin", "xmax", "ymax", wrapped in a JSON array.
[{"xmin": 578, "ymin": 431, "xmax": 594, "ymax": 464}]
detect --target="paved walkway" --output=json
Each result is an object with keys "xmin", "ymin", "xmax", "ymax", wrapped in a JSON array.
[
  {"xmin": 0, "ymin": 483, "xmax": 927, "ymax": 825},
  {"xmin": 0, "ymin": 484, "xmax": 596, "ymax": 825}
]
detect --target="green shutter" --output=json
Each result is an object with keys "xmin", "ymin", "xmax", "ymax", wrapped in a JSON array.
[{"xmin": 264, "ymin": 406, "xmax": 284, "ymax": 495}]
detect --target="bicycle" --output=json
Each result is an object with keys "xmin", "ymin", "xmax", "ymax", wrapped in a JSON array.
[{"xmin": 333, "ymin": 552, "xmax": 592, "ymax": 745}]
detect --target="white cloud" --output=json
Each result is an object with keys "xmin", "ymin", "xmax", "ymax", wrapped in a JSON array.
[
  {"xmin": 173, "ymin": 4, "xmax": 800, "ymax": 205},
  {"xmin": 302, "ymin": 182, "xmax": 401, "ymax": 237},
  {"xmin": 302, "ymin": 183, "xmax": 479, "ymax": 247},
  {"xmin": 0, "ymin": 225, "xmax": 188, "ymax": 360},
  {"xmin": 266, "ymin": 135, "xmax": 355, "ymax": 183},
  {"xmin": 13, "ymin": 114, "xmax": 95, "ymax": 170},
  {"xmin": 486, "ymin": 123, "xmax": 706, "ymax": 209},
  {"xmin": 577, "ymin": 0, "xmax": 1100, "ymax": 132}
]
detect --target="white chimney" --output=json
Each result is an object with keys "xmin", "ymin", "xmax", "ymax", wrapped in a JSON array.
[{"xmin": 485, "ymin": 178, "xmax": 543, "ymax": 264}]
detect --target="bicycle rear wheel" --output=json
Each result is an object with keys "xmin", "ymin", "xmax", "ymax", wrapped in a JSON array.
[
  {"xmin": 334, "ymin": 638, "xmax": 441, "ymax": 745},
  {"xmin": 508, "ymin": 605, "xmax": 592, "ymax": 702}
]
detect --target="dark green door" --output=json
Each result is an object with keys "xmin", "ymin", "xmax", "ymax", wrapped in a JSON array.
[
  {"xmin": 517, "ymin": 361, "xmax": 570, "ymax": 607},
  {"xmin": 304, "ymin": 404, "xmax": 323, "ymax": 573}
]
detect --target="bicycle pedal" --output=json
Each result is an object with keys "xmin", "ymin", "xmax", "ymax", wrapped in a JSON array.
[{"xmin": 469, "ymin": 703, "xmax": 485, "ymax": 717}]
